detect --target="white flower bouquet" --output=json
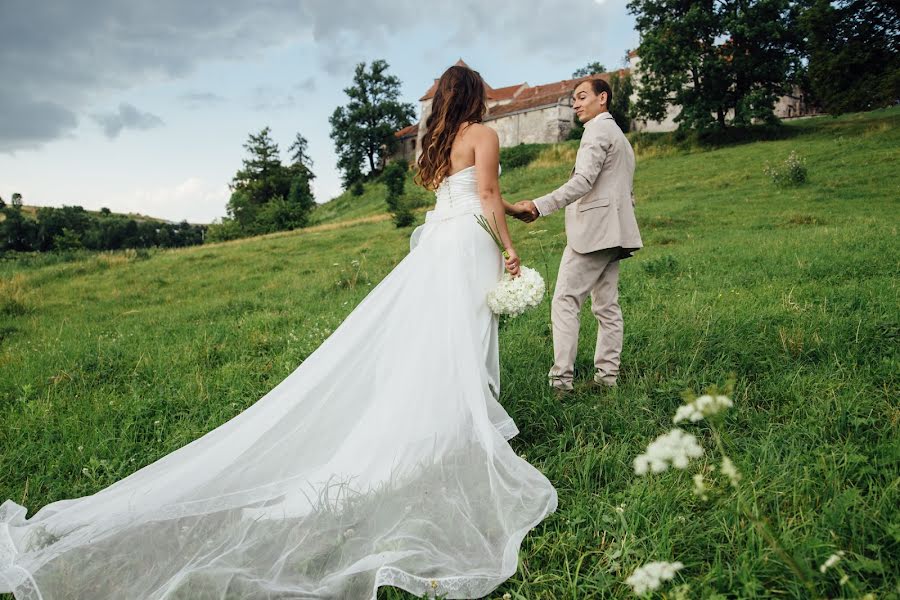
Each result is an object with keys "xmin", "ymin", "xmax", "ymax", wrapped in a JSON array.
[{"xmin": 475, "ymin": 214, "xmax": 545, "ymax": 317}]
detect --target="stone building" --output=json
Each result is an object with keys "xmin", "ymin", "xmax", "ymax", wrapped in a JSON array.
[
  {"xmin": 627, "ymin": 50, "xmax": 819, "ymax": 132},
  {"xmin": 390, "ymin": 56, "xmax": 819, "ymax": 162},
  {"xmin": 390, "ymin": 59, "xmax": 623, "ymax": 163}
]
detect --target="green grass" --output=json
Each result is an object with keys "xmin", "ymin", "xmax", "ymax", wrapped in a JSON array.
[{"xmin": 1, "ymin": 108, "xmax": 898, "ymax": 599}]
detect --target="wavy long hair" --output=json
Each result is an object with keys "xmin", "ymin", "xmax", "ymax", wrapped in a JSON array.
[{"xmin": 415, "ymin": 65, "xmax": 487, "ymax": 191}]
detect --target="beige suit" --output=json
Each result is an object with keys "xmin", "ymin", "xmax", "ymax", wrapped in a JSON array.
[{"xmin": 533, "ymin": 111, "xmax": 642, "ymax": 390}]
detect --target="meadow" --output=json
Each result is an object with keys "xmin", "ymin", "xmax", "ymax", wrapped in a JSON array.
[{"xmin": 1, "ymin": 107, "xmax": 897, "ymax": 598}]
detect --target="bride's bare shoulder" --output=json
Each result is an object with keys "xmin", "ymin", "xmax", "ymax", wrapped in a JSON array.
[{"xmin": 464, "ymin": 123, "xmax": 498, "ymax": 146}]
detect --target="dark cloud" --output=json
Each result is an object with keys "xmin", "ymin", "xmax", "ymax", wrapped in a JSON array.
[
  {"xmin": 0, "ymin": 0, "xmax": 621, "ymax": 151},
  {"xmin": 92, "ymin": 103, "xmax": 164, "ymax": 138},
  {"xmin": 0, "ymin": 96, "xmax": 78, "ymax": 153}
]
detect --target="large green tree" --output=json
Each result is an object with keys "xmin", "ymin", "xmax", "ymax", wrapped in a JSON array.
[
  {"xmin": 329, "ymin": 60, "xmax": 415, "ymax": 186},
  {"xmin": 229, "ymin": 127, "xmax": 291, "ymax": 210},
  {"xmin": 628, "ymin": 0, "xmax": 800, "ymax": 129},
  {"xmin": 800, "ymin": 0, "xmax": 899, "ymax": 115}
]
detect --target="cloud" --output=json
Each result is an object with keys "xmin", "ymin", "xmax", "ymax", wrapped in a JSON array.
[
  {"xmin": 295, "ymin": 77, "xmax": 317, "ymax": 93},
  {"xmin": 249, "ymin": 85, "xmax": 300, "ymax": 112},
  {"xmin": 0, "ymin": 96, "xmax": 78, "ymax": 153},
  {"xmin": 1, "ymin": 0, "xmax": 626, "ymax": 151},
  {"xmin": 179, "ymin": 91, "xmax": 226, "ymax": 109},
  {"xmin": 124, "ymin": 177, "xmax": 230, "ymax": 223},
  {"xmin": 92, "ymin": 103, "xmax": 164, "ymax": 138}
]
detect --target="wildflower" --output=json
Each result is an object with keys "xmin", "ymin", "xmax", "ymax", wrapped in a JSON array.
[
  {"xmin": 633, "ymin": 429, "xmax": 704, "ymax": 475},
  {"xmin": 819, "ymin": 550, "xmax": 845, "ymax": 573},
  {"xmin": 720, "ymin": 456, "xmax": 742, "ymax": 487},
  {"xmin": 625, "ymin": 561, "xmax": 684, "ymax": 595},
  {"xmin": 673, "ymin": 394, "xmax": 733, "ymax": 423},
  {"xmin": 502, "ymin": 594, "xmax": 512, "ymax": 600},
  {"xmin": 692, "ymin": 473, "xmax": 709, "ymax": 500},
  {"xmin": 430, "ymin": 579, "xmax": 439, "ymax": 590}
]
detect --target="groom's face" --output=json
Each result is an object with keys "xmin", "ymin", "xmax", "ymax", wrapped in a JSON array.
[{"xmin": 572, "ymin": 81, "xmax": 607, "ymax": 123}]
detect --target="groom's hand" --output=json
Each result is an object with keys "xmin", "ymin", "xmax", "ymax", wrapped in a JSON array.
[{"xmin": 514, "ymin": 201, "xmax": 539, "ymax": 223}]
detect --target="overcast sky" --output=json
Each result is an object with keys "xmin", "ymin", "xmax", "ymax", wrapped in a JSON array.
[{"xmin": 0, "ymin": 0, "xmax": 639, "ymax": 224}]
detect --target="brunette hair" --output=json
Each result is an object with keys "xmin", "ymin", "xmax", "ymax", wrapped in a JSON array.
[{"xmin": 415, "ymin": 65, "xmax": 487, "ymax": 190}]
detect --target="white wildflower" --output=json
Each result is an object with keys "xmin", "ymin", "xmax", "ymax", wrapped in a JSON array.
[
  {"xmin": 487, "ymin": 266, "xmax": 545, "ymax": 317},
  {"xmin": 819, "ymin": 550, "xmax": 845, "ymax": 573},
  {"xmin": 692, "ymin": 473, "xmax": 709, "ymax": 500},
  {"xmin": 839, "ymin": 574, "xmax": 849, "ymax": 586},
  {"xmin": 673, "ymin": 394, "xmax": 733, "ymax": 423},
  {"xmin": 633, "ymin": 429, "xmax": 705, "ymax": 475},
  {"xmin": 502, "ymin": 594, "xmax": 512, "ymax": 600},
  {"xmin": 625, "ymin": 561, "xmax": 684, "ymax": 595},
  {"xmin": 720, "ymin": 456, "xmax": 742, "ymax": 487}
]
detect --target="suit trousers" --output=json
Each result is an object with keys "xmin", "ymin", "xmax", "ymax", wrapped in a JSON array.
[{"xmin": 548, "ymin": 246, "xmax": 623, "ymax": 390}]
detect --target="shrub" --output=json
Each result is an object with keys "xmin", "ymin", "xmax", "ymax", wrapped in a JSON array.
[
  {"xmin": 499, "ymin": 143, "xmax": 544, "ymax": 170},
  {"xmin": 764, "ymin": 151, "xmax": 808, "ymax": 187}
]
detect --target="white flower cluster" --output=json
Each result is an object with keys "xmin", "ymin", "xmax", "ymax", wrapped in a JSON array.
[
  {"xmin": 625, "ymin": 561, "xmax": 685, "ymax": 595},
  {"xmin": 487, "ymin": 265, "xmax": 545, "ymax": 317},
  {"xmin": 634, "ymin": 429, "xmax": 705, "ymax": 475},
  {"xmin": 819, "ymin": 550, "xmax": 845, "ymax": 573},
  {"xmin": 720, "ymin": 456, "xmax": 742, "ymax": 487},
  {"xmin": 673, "ymin": 394, "xmax": 733, "ymax": 423}
]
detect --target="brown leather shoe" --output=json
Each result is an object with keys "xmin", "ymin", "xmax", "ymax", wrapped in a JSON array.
[{"xmin": 552, "ymin": 387, "xmax": 574, "ymax": 401}]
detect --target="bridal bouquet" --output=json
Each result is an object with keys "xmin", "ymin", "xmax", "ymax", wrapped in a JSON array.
[{"xmin": 475, "ymin": 214, "xmax": 546, "ymax": 317}]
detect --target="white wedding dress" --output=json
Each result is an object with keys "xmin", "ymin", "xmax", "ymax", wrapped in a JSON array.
[{"xmin": 0, "ymin": 164, "xmax": 558, "ymax": 600}]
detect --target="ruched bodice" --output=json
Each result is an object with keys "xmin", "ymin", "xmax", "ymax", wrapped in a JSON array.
[{"xmin": 428, "ymin": 164, "xmax": 502, "ymax": 221}]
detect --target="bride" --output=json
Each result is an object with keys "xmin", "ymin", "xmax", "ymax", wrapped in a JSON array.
[{"xmin": 0, "ymin": 65, "xmax": 558, "ymax": 600}]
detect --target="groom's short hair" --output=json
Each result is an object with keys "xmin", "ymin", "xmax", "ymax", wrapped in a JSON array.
[{"xmin": 575, "ymin": 78, "xmax": 612, "ymax": 106}]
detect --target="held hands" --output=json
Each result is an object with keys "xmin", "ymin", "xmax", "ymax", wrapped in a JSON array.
[{"xmin": 511, "ymin": 201, "xmax": 539, "ymax": 223}]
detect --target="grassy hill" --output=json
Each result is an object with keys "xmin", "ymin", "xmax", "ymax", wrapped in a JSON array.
[{"xmin": 1, "ymin": 108, "xmax": 897, "ymax": 598}]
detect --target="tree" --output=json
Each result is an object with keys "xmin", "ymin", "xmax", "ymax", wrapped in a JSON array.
[
  {"xmin": 11, "ymin": 193, "xmax": 23, "ymax": 208},
  {"xmin": 0, "ymin": 208, "xmax": 38, "ymax": 251},
  {"xmin": 609, "ymin": 71, "xmax": 634, "ymax": 132},
  {"xmin": 286, "ymin": 131, "xmax": 317, "ymax": 226},
  {"xmin": 572, "ymin": 62, "xmax": 607, "ymax": 78},
  {"xmin": 329, "ymin": 60, "xmax": 415, "ymax": 186},
  {"xmin": 628, "ymin": 0, "xmax": 799, "ymax": 129},
  {"xmin": 800, "ymin": 0, "xmax": 900, "ymax": 114},
  {"xmin": 382, "ymin": 159, "xmax": 414, "ymax": 227},
  {"xmin": 288, "ymin": 133, "xmax": 313, "ymax": 172},
  {"xmin": 0, "ymin": 196, "xmax": 5, "ymax": 209},
  {"xmin": 230, "ymin": 127, "xmax": 291, "ymax": 207}
]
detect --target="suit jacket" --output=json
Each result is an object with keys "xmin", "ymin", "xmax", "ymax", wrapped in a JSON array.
[{"xmin": 533, "ymin": 112, "xmax": 643, "ymax": 257}]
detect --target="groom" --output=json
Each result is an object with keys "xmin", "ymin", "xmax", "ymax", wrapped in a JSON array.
[{"xmin": 516, "ymin": 77, "xmax": 642, "ymax": 394}]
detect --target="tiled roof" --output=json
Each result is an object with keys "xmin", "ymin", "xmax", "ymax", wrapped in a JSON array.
[
  {"xmin": 394, "ymin": 124, "xmax": 418, "ymax": 138},
  {"xmin": 405, "ymin": 62, "xmax": 631, "ymax": 133}
]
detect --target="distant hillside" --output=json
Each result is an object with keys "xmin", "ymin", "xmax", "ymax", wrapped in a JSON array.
[{"xmin": 0, "ymin": 204, "xmax": 182, "ymax": 224}]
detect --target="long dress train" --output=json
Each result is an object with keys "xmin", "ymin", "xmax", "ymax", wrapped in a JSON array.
[{"xmin": 0, "ymin": 164, "xmax": 558, "ymax": 600}]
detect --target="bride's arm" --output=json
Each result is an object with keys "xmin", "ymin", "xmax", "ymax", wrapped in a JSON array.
[{"xmin": 472, "ymin": 125, "xmax": 520, "ymax": 276}]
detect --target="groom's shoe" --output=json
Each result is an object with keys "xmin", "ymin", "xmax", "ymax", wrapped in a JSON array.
[
  {"xmin": 552, "ymin": 387, "xmax": 574, "ymax": 401},
  {"xmin": 582, "ymin": 371, "xmax": 617, "ymax": 393},
  {"xmin": 549, "ymin": 375, "xmax": 574, "ymax": 400}
]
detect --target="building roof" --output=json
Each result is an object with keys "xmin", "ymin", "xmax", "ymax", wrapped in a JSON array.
[
  {"xmin": 403, "ymin": 62, "xmax": 630, "ymax": 133},
  {"xmin": 394, "ymin": 124, "xmax": 418, "ymax": 139}
]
